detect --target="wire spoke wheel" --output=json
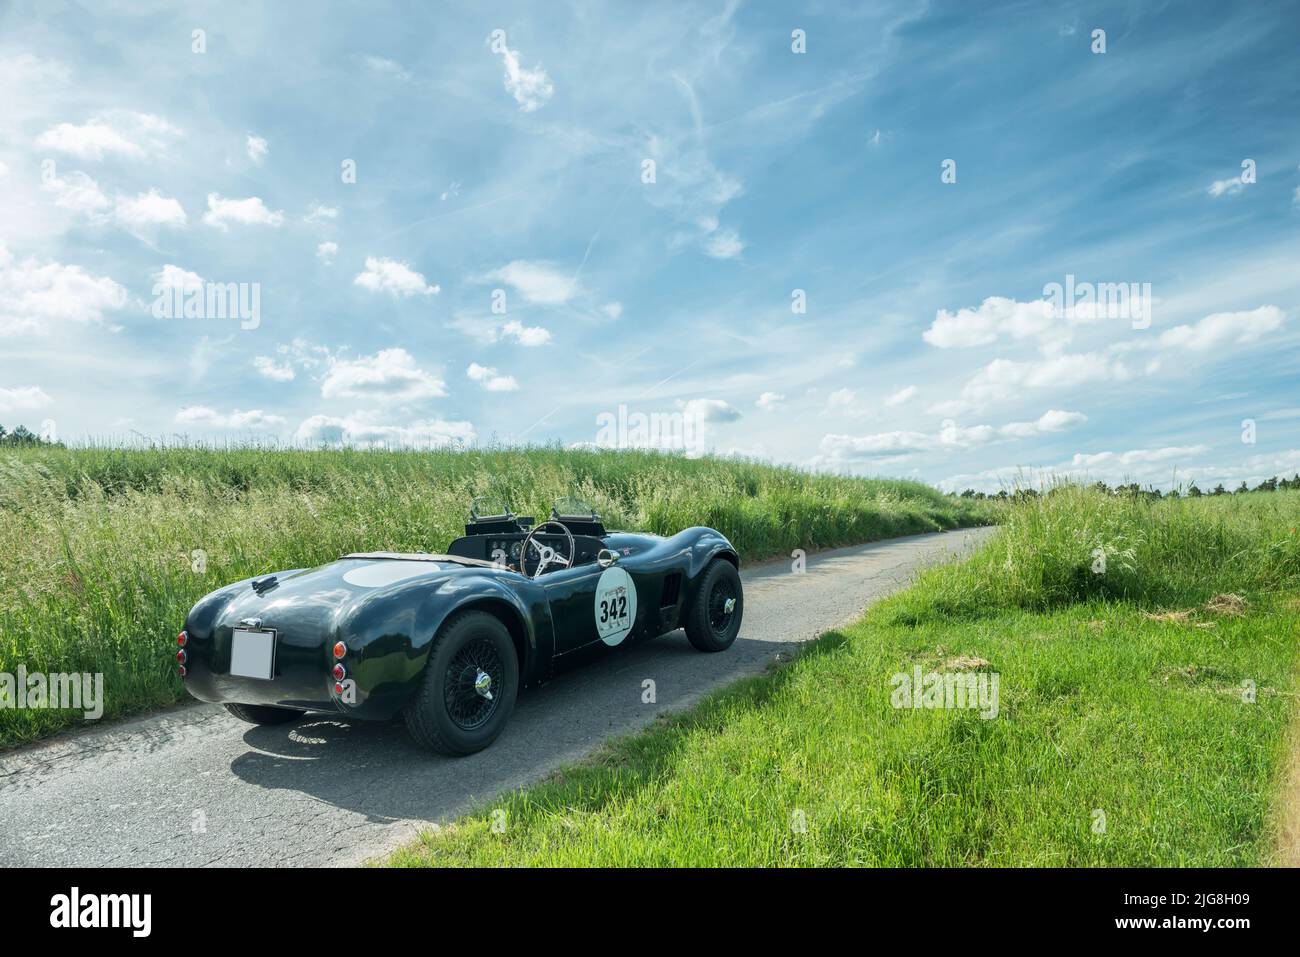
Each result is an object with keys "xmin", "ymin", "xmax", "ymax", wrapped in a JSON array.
[
  {"xmin": 443, "ymin": 636, "xmax": 504, "ymax": 731},
  {"xmin": 707, "ymin": 576, "xmax": 738, "ymax": 639}
]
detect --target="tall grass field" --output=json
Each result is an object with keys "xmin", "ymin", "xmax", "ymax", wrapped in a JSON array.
[
  {"xmin": 0, "ymin": 445, "xmax": 991, "ymax": 748},
  {"xmin": 389, "ymin": 486, "xmax": 1300, "ymax": 867}
]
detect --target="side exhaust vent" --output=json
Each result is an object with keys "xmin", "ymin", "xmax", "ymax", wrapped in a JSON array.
[{"xmin": 660, "ymin": 572, "xmax": 682, "ymax": 608}]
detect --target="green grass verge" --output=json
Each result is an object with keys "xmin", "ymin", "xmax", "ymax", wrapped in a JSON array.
[
  {"xmin": 0, "ymin": 445, "xmax": 992, "ymax": 748},
  {"xmin": 388, "ymin": 486, "xmax": 1300, "ymax": 867}
]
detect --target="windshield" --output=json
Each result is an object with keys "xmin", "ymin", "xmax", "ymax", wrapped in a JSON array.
[
  {"xmin": 552, "ymin": 495, "xmax": 598, "ymax": 519},
  {"xmin": 470, "ymin": 495, "xmax": 512, "ymax": 520}
]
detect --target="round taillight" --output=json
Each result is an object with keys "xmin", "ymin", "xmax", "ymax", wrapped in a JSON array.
[
  {"xmin": 178, "ymin": 665, "xmax": 187, "ymax": 677},
  {"xmin": 177, "ymin": 631, "xmax": 188, "ymax": 647},
  {"xmin": 332, "ymin": 641, "xmax": 347, "ymax": 660},
  {"xmin": 334, "ymin": 682, "xmax": 345, "ymax": 695},
  {"xmin": 177, "ymin": 648, "xmax": 187, "ymax": 664},
  {"xmin": 332, "ymin": 663, "xmax": 346, "ymax": 681}
]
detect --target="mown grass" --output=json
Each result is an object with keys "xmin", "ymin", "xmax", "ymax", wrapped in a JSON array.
[
  {"xmin": 0, "ymin": 444, "xmax": 991, "ymax": 748},
  {"xmin": 388, "ymin": 486, "xmax": 1300, "ymax": 867}
]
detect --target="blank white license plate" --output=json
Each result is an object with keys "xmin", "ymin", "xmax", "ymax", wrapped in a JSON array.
[{"xmin": 230, "ymin": 628, "xmax": 277, "ymax": 680}]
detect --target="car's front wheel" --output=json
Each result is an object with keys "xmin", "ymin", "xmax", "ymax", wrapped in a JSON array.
[
  {"xmin": 404, "ymin": 610, "xmax": 519, "ymax": 756},
  {"xmin": 224, "ymin": 702, "xmax": 305, "ymax": 725},
  {"xmin": 684, "ymin": 558, "xmax": 744, "ymax": 652}
]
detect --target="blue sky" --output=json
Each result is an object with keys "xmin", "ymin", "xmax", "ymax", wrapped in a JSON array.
[{"xmin": 1, "ymin": 0, "xmax": 1298, "ymax": 491}]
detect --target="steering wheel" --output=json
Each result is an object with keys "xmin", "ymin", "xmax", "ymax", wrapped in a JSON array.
[{"xmin": 519, "ymin": 520, "xmax": 575, "ymax": 579}]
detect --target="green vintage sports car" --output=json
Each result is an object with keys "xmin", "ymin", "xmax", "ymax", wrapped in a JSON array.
[{"xmin": 179, "ymin": 500, "xmax": 743, "ymax": 755}]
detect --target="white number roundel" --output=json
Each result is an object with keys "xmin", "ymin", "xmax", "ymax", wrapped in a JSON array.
[{"xmin": 594, "ymin": 566, "xmax": 637, "ymax": 646}]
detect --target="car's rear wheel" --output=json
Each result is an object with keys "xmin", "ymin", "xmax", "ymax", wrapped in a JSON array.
[
  {"xmin": 404, "ymin": 610, "xmax": 519, "ymax": 756},
  {"xmin": 684, "ymin": 558, "xmax": 743, "ymax": 652},
  {"xmin": 224, "ymin": 702, "xmax": 305, "ymax": 725}
]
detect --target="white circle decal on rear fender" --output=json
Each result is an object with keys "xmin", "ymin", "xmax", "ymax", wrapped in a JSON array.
[
  {"xmin": 343, "ymin": 561, "xmax": 438, "ymax": 588},
  {"xmin": 594, "ymin": 566, "xmax": 637, "ymax": 646}
]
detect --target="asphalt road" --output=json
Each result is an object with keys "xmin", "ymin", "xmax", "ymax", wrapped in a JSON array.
[{"xmin": 0, "ymin": 526, "xmax": 995, "ymax": 867}]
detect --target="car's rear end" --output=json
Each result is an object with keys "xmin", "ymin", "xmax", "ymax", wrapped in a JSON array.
[
  {"xmin": 179, "ymin": 555, "xmax": 485, "ymax": 721},
  {"xmin": 179, "ymin": 567, "xmax": 354, "ymax": 715}
]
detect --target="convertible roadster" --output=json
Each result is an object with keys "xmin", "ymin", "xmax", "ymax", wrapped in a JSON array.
[{"xmin": 178, "ymin": 500, "xmax": 743, "ymax": 754}]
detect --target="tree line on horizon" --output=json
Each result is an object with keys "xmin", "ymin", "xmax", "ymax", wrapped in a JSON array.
[
  {"xmin": 958, "ymin": 475, "xmax": 1300, "ymax": 501},
  {"xmin": 0, "ymin": 423, "xmax": 60, "ymax": 447}
]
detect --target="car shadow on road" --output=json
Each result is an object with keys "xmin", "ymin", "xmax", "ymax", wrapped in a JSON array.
[{"xmin": 226, "ymin": 629, "xmax": 825, "ymax": 832}]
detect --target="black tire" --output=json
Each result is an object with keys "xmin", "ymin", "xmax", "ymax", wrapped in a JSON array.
[
  {"xmin": 684, "ymin": 558, "xmax": 744, "ymax": 652},
  {"xmin": 224, "ymin": 702, "xmax": 305, "ymax": 725},
  {"xmin": 404, "ymin": 610, "xmax": 519, "ymax": 756}
]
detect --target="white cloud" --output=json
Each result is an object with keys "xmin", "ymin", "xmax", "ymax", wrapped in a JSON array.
[
  {"xmin": 253, "ymin": 356, "xmax": 295, "ymax": 381},
  {"xmin": 997, "ymin": 409, "xmax": 1088, "ymax": 438},
  {"xmin": 447, "ymin": 314, "xmax": 552, "ymax": 345},
  {"xmin": 295, "ymin": 412, "xmax": 474, "ymax": 448},
  {"xmin": 884, "ymin": 385, "xmax": 918, "ymax": 407},
  {"xmin": 823, "ymin": 387, "xmax": 872, "ymax": 417},
  {"xmin": 466, "ymin": 362, "xmax": 519, "ymax": 392},
  {"xmin": 35, "ymin": 121, "xmax": 138, "ymax": 160},
  {"xmin": 923, "ymin": 297, "xmax": 1056, "ymax": 348},
  {"xmin": 602, "ymin": 301, "xmax": 623, "ymax": 319},
  {"xmin": 0, "ymin": 243, "xmax": 128, "ymax": 335},
  {"xmin": 501, "ymin": 319, "xmax": 551, "ymax": 346},
  {"xmin": 826, "ymin": 388, "xmax": 856, "ymax": 410},
  {"xmin": 930, "ymin": 352, "xmax": 1128, "ymax": 416},
  {"xmin": 702, "ymin": 227, "xmax": 744, "ymax": 260},
  {"xmin": 34, "ymin": 111, "xmax": 180, "ymax": 160},
  {"xmin": 246, "ymin": 133, "xmax": 268, "ymax": 165},
  {"xmin": 152, "ymin": 264, "xmax": 204, "ymax": 292},
  {"xmin": 277, "ymin": 338, "xmax": 336, "ymax": 368},
  {"xmin": 923, "ymin": 291, "xmax": 1154, "ymax": 350},
  {"xmin": 41, "ymin": 169, "xmax": 110, "ymax": 213},
  {"xmin": 1069, "ymin": 445, "xmax": 1211, "ymax": 469},
  {"xmin": 821, "ymin": 420, "xmax": 996, "ymax": 460},
  {"xmin": 1155, "ymin": 306, "xmax": 1284, "ymax": 352},
  {"xmin": 491, "ymin": 38, "xmax": 554, "ymax": 111},
  {"xmin": 0, "ymin": 385, "xmax": 52, "ymax": 413},
  {"xmin": 320, "ymin": 348, "xmax": 446, "ymax": 402},
  {"xmin": 257, "ymin": 337, "xmax": 336, "ymax": 380},
  {"xmin": 357, "ymin": 55, "xmax": 411, "ymax": 81},
  {"xmin": 304, "ymin": 202, "xmax": 337, "ymax": 224},
  {"xmin": 201, "ymin": 193, "xmax": 285, "ymax": 230},
  {"xmin": 40, "ymin": 173, "xmax": 185, "ymax": 232},
  {"xmin": 679, "ymin": 398, "xmax": 741, "ymax": 423},
  {"xmin": 821, "ymin": 429, "xmax": 939, "ymax": 459},
  {"xmin": 485, "ymin": 260, "xmax": 573, "ymax": 305},
  {"xmin": 316, "ymin": 241, "xmax": 338, "ymax": 263},
  {"xmin": 756, "ymin": 391, "xmax": 784, "ymax": 411},
  {"xmin": 354, "ymin": 256, "xmax": 439, "ymax": 297},
  {"xmin": 114, "ymin": 189, "xmax": 186, "ymax": 228},
  {"xmin": 175, "ymin": 406, "xmax": 286, "ymax": 430},
  {"xmin": 1208, "ymin": 176, "xmax": 1245, "ymax": 198},
  {"xmin": 821, "ymin": 409, "xmax": 1087, "ymax": 463}
]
